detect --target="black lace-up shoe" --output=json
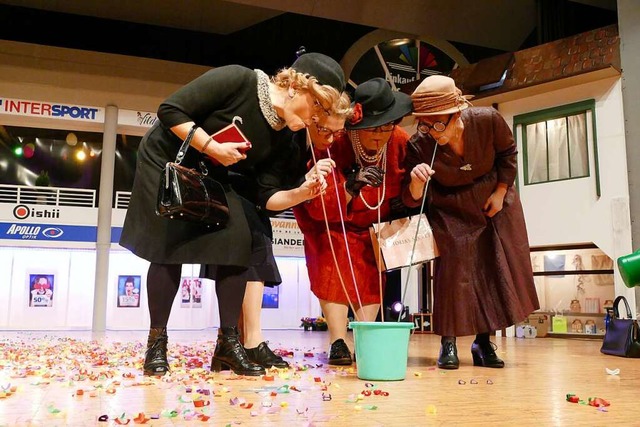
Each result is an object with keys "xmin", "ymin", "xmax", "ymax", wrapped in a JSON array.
[
  {"xmin": 471, "ymin": 341, "xmax": 504, "ymax": 368},
  {"xmin": 437, "ymin": 336, "xmax": 459, "ymax": 370},
  {"xmin": 245, "ymin": 341, "xmax": 290, "ymax": 369},
  {"xmin": 328, "ymin": 339, "xmax": 353, "ymax": 365}
]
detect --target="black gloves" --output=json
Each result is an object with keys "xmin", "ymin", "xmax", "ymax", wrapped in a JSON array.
[
  {"xmin": 345, "ymin": 165, "xmax": 385, "ymax": 197},
  {"xmin": 389, "ymin": 196, "xmax": 423, "ymax": 220},
  {"xmin": 389, "ymin": 196, "xmax": 408, "ymax": 219}
]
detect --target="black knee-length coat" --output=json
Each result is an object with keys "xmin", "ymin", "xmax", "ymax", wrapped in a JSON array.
[{"xmin": 120, "ymin": 66, "xmax": 281, "ymax": 266}]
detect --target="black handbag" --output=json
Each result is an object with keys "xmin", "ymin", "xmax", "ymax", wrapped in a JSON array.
[
  {"xmin": 156, "ymin": 125, "xmax": 230, "ymax": 226},
  {"xmin": 600, "ymin": 295, "xmax": 640, "ymax": 358}
]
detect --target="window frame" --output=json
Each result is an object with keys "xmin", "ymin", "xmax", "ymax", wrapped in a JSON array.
[{"xmin": 514, "ymin": 99, "xmax": 600, "ymax": 196}]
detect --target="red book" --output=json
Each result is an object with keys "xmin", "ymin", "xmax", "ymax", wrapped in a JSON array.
[
  {"xmin": 208, "ymin": 117, "xmax": 251, "ymax": 164},
  {"xmin": 212, "ymin": 122, "xmax": 251, "ymax": 148}
]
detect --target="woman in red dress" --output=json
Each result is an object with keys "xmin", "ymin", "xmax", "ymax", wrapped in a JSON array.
[{"xmin": 293, "ymin": 78, "xmax": 413, "ymax": 365}]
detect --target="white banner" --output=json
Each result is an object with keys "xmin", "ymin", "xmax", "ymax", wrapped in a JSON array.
[
  {"xmin": 0, "ymin": 96, "xmax": 158, "ymax": 129},
  {"xmin": 270, "ymin": 217, "xmax": 304, "ymax": 257},
  {"xmin": 0, "ymin": 97, "xmax": 104, "ymax": 122}
]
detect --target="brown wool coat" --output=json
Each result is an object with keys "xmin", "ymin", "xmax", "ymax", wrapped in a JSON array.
[{"xmin": 401, "ymin": 107, "xmax": 539, "ymax": 336}]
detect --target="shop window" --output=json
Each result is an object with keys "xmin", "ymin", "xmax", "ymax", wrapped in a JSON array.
[{"xmin": 514, "ymin": 100, "xmax": 598, "ymax": 186}]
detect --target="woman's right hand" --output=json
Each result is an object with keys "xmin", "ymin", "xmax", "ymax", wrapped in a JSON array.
[
  {"xmin": 208, "ymin": 141, "xmax": 251, "ymax": 166},
  {"xmin": 409, "ymin": 163, "xmax": 434, "ymax": 200},
  {"xmin": 299, "ymin": 174, "xmax": 327, "ymax": 201}
]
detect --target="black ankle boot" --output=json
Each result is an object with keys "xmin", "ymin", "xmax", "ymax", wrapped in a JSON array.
[
  {"xmin": 437, "ymin": 336, "xmax": 459, "ymax": 369},
  {"xmin": 471, "ymin": 340, "xmax": 505, "ymax": 368},
  {"xmin": 245, "ymin": 342, "xmax": 290, "ymax": 369},
  {"xmin": 211, "ymin": 327, "xmax": 266, "ymax": 376},
  {"xmin": 143, "ymin": 327, "xmax": 169, "ymax": 376}
]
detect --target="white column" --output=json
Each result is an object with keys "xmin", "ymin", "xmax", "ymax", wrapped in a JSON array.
[{"xmin": 92, "ymin": 104, "xmax": 118, "ymax": 331}]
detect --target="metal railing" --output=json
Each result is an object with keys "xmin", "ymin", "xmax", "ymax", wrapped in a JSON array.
[
  {"xmin": 114, "ymin": 191, "xmax": 131, "ymax": 209},
  {"xmin": 0, "ymin": 184, "xmax": 97, "ymax": 207}
]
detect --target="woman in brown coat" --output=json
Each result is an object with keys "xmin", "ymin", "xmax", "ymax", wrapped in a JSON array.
[{"xmin": 401, "ymin": 75, "xmax": 539, "ymax": 369}]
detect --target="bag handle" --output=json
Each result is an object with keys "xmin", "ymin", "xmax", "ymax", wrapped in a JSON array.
[
  {"xmin": 613, "ymin": 295, "xmax": 633, "ymax": 319},
  {"xmin": 174, "ymin": 125, "xmax": 198, "ymax": 165},
  {"xmin": 173, "ymin": 125, "xmax": 210, "ymax": 176}
]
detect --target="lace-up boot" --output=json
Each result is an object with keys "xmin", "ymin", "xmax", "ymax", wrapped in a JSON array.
[
  {"xmin": 211, "ymin": 327, "xmax": 265, "ymax": 376},
  {"xmin": 143, "ymin": 327, "xmax": 169, "ymax": 376}
]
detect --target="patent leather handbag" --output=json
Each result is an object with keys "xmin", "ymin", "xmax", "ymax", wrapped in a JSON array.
[
  {"xmin": 600, "ymin": 295, "xmax": 640, "ymax": 358},
  {"xmin": 156, "ymin": 125, "xmax": 230, "ymax": 226}
]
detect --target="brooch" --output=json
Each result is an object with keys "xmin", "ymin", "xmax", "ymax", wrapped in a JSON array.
[{"xmin": 460, "ymin": 164, "xmax": 472, "ymax": 171}]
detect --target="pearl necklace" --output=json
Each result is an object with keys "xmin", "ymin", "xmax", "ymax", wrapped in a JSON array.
[
  {"xmin": 350, "ymin": 130, "xmax": 383, "ymax": 163},
  {"xmin": 349, "ymin": 130, "xmax": 388, "ymax": 210},
  {"xmin": 255, "ymin": 69, "xmax": 285, "ymax": 131}
]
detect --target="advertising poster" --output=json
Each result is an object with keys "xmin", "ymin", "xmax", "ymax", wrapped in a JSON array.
[
  {"xmin": 29, "ymin": 273, "xmax": 54, "ymax": 307},
  {"xmin": 191, "ymin": 278, "xmax": 202, "ymax": 308},
  {"xmin": 269, "ymin": 217, "xmax": 304, "ymax": 257},
  {"xmin": 117, "ymin": 275, "xmax": 141, "ymax": 308},
  {"xmin": 262, "ymin": 286, "xmax": 279, "ymax": 309},
  {"xmin": 180, "ymin": 277, "xmax": 192, "ymax": 308}
]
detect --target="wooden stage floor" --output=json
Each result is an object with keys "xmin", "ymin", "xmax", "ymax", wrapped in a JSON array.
[{"xmin": 0, "ymin": 328, "xmax": 635, "ymax": 426}]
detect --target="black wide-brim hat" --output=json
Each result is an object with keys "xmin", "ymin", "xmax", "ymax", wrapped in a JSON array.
[{"xmin": 346, "ymin": 78, "xmax": 413, "ymax": 130}]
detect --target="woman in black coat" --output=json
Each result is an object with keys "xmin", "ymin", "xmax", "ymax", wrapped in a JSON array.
[{"xmin": 120, "ymin": 53, "xmax": 351, "ymax": 376}]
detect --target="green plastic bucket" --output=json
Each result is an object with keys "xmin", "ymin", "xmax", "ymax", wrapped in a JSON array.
[
  {"xmin": 618, "ymin": 250, "xmax": 640, "ymax": 288},
  {"xmin": 349, "ymin": 321, "xmax": 414, "ymax": 381}
]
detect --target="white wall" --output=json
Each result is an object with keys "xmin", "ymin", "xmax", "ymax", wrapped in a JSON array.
[
  {"xmin": 2, "ymin": 247, "xmax": 95, "ymax": 330},
  {"xmin": 0, "ymin": 246, "xmax": 317, "ymax": 330},
  {"xmin": 496, "ymin": 76, "xmax": 635, "ymax": 309},
  {"xmin": 501, "ymin": 78, "xmax": 629, "ymax": 251}
]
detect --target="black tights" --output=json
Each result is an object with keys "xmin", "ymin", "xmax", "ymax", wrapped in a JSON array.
[
  {"xmin": 443, "ymin": 333, "xmax": 491, "ymax": 344},
  {"xmin": 147, "ymin": 263, "xmax": 247, "ymax": 328},
  {"xmin": 474, "ymin": 332, "xmax": 491, "ymax": 344}
]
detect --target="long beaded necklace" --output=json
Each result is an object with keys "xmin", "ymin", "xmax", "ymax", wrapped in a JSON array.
[
  {"xmin": 349, "ymin": 130, "xmax": 387, "ymax": 210},
  {"xmin": 350, "ymin": 130, "xmax": 384, "ymax": 163},
  {"xmin": 255, "ymin": 69, "xmax": 286, "ymax": 131}
]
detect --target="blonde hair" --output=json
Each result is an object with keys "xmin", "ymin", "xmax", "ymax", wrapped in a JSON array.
[{"xmin": 273, "ymin": 67, "xmax": 352, "ymax": 120}]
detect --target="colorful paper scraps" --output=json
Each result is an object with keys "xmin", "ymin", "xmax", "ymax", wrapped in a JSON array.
[
  {"xmin": 566, "ymin": 394, "xmax": 580, "ymax": 403},
  {"xmin": 133, "ymin": 413, "xmax": 150, "ymax": 424},
  {"xmin": 588, "ymin": 397, "xmax": 610, "ymax": 408},
  {"xmin": 46, "ymin": 403, "xmax": 61, "ymax": 414}
]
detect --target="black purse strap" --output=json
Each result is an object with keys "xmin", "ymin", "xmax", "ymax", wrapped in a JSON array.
[
  {"xmin": 174, "ymin": 125, "xmax": 198, "ymax": 165},
  {"xmin": 173, "ymin": 125, "xmax": 210, "ymax": 175},
  {"xmin": 613, "ymin": 295, "xmax": 633, "ymax": 319}
]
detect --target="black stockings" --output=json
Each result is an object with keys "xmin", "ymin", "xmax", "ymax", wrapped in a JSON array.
[
  {"xmin": 147, "ymin": 263, "xmax": 182, "ymax": 328},
  {"xmin": 474, "ymin": 332, "xmax": 491, "ymax": 344},
  {"xmin": 214, "ymin": 266, "xmax": 247, "ymax": 328},
  {"xmin": 146, "ymin": 263, "xmax": 247, "ymax": 329}
]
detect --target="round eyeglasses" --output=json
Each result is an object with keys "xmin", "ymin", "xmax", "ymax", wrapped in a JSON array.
[{"xmin": 417, "ymin": 115, "xmax": 452, "ymax": 134}]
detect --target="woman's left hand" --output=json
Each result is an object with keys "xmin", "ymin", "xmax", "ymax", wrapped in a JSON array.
[
  {"xmin": 305, "ymin": 158, "xmax": 335, "ymax": 181},
  {"xmin": 483, "ymin": 185, "xmax": 507, "ymax": 217}
]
